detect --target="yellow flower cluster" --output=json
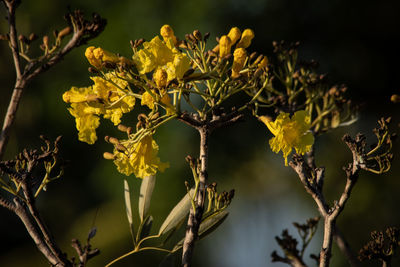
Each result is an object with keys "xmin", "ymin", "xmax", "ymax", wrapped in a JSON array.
[
  {"xmin": 63, "ymin": 70, "xmax": 135, "ymax": 144},
  {"xmin": 113, "ymin": 135, "xmax": 169, "ymax": 178},
  {"xmin": 260, "ymin": 110, "xmax": 314, "ymax": 165},
  {"xmin": 85, "ymin": 46, "xmax": 132, "ymax": 69},
  {"xmin": 215, "ymin": 27, "xmax": 262, "ymax": 78},
  {"xmin": 132, "ymin": 25, "xmax": 191, "ymax": 82}
]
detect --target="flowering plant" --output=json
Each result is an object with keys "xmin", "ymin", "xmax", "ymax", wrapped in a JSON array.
[{"xmin": 0, "ymin": 2, "xmax": 397, "ymax": 267}]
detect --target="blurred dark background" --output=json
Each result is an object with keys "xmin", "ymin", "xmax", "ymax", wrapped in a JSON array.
[{"xmin": 1, "ymin": 0, "xmax": 399, "ymax": 266}]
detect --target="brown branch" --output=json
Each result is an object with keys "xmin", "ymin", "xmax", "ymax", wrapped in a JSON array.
[
  {"xmin": 290, "ymin": 144, "xmax": 362, "ymax": 267},
  {"xmin": 182, "ymin": 126, "xmax": 209, "ymax": 267},
  {"xmin": 13, "ymin": 197, "xmax": 61, "ymax": 266},
  {"xmin": 0, "ymin": 8, "xmax": 106, "ymax": 159}
]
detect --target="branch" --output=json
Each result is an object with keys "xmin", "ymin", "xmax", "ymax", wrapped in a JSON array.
[
  {"xmin": 290, "ymin": 145, "xmax": 362, "ymax": 267},
  {"xmin": 182, "ymin": 126, "xmax": 209, "ymax": 267},
  {"xmin": 0, "ymin": 8, "xmax": 106, "ymax": 159}
]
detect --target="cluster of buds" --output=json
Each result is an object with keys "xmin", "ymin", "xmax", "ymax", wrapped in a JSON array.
[
  {"xmin": 206, "ymin": 182, "xmax": 235, "ymax": 213},
  {"xmin": 359, "ymin": 227, "xmax": 400, "ymax": 264}
]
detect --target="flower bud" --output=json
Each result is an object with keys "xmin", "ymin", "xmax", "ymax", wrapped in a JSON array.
[
  {"xmin": 42, "ymin": 35, "xmax": 49, "ymax": 48},
  {"xmin": 115, "ymin": 144, "xmax": 127, "ymax": 152},
  {"xmin": 153, "ymin": 68, "xmax": 168, "ymax": 88},
  {"xmin": 160, "ymin": 24, "xmax": 177, "ymax": 45},
  {"xmin": 193, "ymin": 30, "xmax": 202, "ymax": 41},
  {"xmin": 103, "ymin": 152, "xmax": 115, "ymax": 160},
  {"xmin": 391, "ymin": 94, "xmax": 400, "ymax": 103},
  {"xmin": 236, "ymin": 29, "xmax": 255, "ymax": 49},
  {"xmin": 231, "ymin": 48, "xmax": 247, "ymax": 79},
  {"xmin": 227, "ymin": 27, "xmax": 241, "ymax": 44},
  {"xmin": 57, "ymin": 26, "xmax": 72, "ymax": 39},
  {"xmin": 105, "ymin": 136, "xmax": 120, "ymax": 145},
  {"xmin": 219, "ymin": 35, "xmax": 232, "ymax": 58}
]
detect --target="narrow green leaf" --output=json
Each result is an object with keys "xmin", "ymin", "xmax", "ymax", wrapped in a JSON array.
[
  {"xmin": 139, "ymin": 175, "xmax": 156, "ymax": 222},
  {"xmin": 124, "ymin": 179, "xmax": 135, "ymax": 245},
  {"xmin": 173, "ymin": 210, "xmax": 229, "ymax": 251},
  {"xmin": 158, "ymin": 188, "xmax": 195, "ymax": 235},
  {"xmin": 198, "ymin": 210, "xmax": 229, "ymax": 239}
]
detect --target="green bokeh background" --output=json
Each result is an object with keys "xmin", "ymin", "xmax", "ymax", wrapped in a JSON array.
[{"xmin": 1, "ymin": 0, "xmax": 399, "ymax": 266}]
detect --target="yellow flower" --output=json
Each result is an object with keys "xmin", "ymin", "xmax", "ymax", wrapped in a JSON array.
[
  {"xmin": 133, "ymin": 33, "xmax": 190, "ymax": 81},
  {"xmin": 231, "ymin": 48, "xmax": 247, "ymax": 78},
  {"xmin": 113, "ymin": 135, "xmax": 169, "ymax": 178},
  {"xmin": 260, "ymin": 110, "xmax": 314, "ymax": 166},
  {"xmin": 236, "ymin": 29, "xmax": 255, "ymax": 49},
  {"xmin": 63, "ymin": 72, "xmax": 135, "ymax": 144}
]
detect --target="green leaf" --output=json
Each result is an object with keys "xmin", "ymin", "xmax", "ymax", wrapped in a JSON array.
[
  {"xmin": 173, "ymin": 210, "xmax": 229, "ymax": 251},
  {"xmin": 139, "ymin": 175, "xmax": 156, "ymax": 222},
  {"xmin": 137, "ymin": 215, "xmax": 153, "ymax": 241},
  {"xmin": 158, "ymin": 188, "xmax": 194, "ymax": 235},
  {"xmin": 124, "ymin": 179, "xmax": 135, "ymax": 245},
  {"xmin": 198, "ymin": 210, "xmax": 229, "ymax": 239}
]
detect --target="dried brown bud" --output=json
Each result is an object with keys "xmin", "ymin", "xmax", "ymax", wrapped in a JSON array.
[
  {"xmin": 391, "ymin": 94, "xmax": 400, "ymax": 103},
  {"xmin": 250, "ymin": 52, "xmax": 258, "ymax": 60},
  {"xmin": 103, "ymin": 152, "xmax": 115, "ymax": 160},
  {"xmin": 43, "ymin": 35, "xmax": 49, "ymax": 48},
  {"xmin": 28, "ymin": 33, "xmax": 37, "ymax": 42},
  {"xmin": 193, "ymin": 30, "xmax": 202, "ymax": 41},
  {"xmin": 115, "ymin": 144, "xmax": 127, "ymax": 152},
  {"xmin": 104, "ymin": 136, "xmax": 120, "ymax": 145},
  {"xmin": 103, "ymin": 61, "xmax": 117, "ymax": 69},
  {"xmin": 117, "ymin": 124, "xmax": 129, "ymax": 132},
  {"xmin": 18, "ymin": 34, "xmax": 27, "ymax": 43},
  {"xmin": 88, "ymin": 67, "xmax": 99, "ymax": 74},
  {"xmin": 58, "ymin": 26, "xmax": 72, "ymax": 39}
]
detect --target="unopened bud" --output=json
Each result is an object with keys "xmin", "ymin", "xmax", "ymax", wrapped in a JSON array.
[
  {"xmin": 58, "ymin": 26, "xmax": 72, "ymax": 39},
  {"xmin": 391, "ymin": 94, "xmax": 400, "ymax": 103},
  {"xmin": 18, "ymin": 34, "xmax": 27, "ymax": 43},
  {"xmin": 29, "ymin": 33, "xmax": 37, "ymax": 42},
  {"xmin": 88, "ymin": 67, "xmax": 99, "ymax": 74},
  {"xmin": 105, "ymin": 136, "xmax": 120, "ymax": 145},
  {"xmin": 43, "ymin": 35, "xmax": 49, "ymax": 48},
  {"xmin": 117, "ymin": 124, "xmax": 129, "ymax": 132},
  {"xmin": 103, "ymin": 152, "xmax": 115, "ymax": 160},
  {"xmin": 115, "ymin": 144, "xmax": 127, "ymax": 152},
  {"xmin": 193, "ymin": 30, "xmax": 202, "ymax": 41}
]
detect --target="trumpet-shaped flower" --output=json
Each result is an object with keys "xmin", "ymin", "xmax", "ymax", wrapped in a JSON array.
[
  {"xmin": 132, "ymin": 28, "xmax": 190, "ymax": 81},
  {"xmin": 63, "ymin": 72, "xmax": 135, "ymax": 144},
  {"xmin": 113, "ymin": 135, "xmax": 169, "ymax": 178},
  {"xmin": 260, "ymin": 110, "xmax": 314, "ymax": 165}
]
